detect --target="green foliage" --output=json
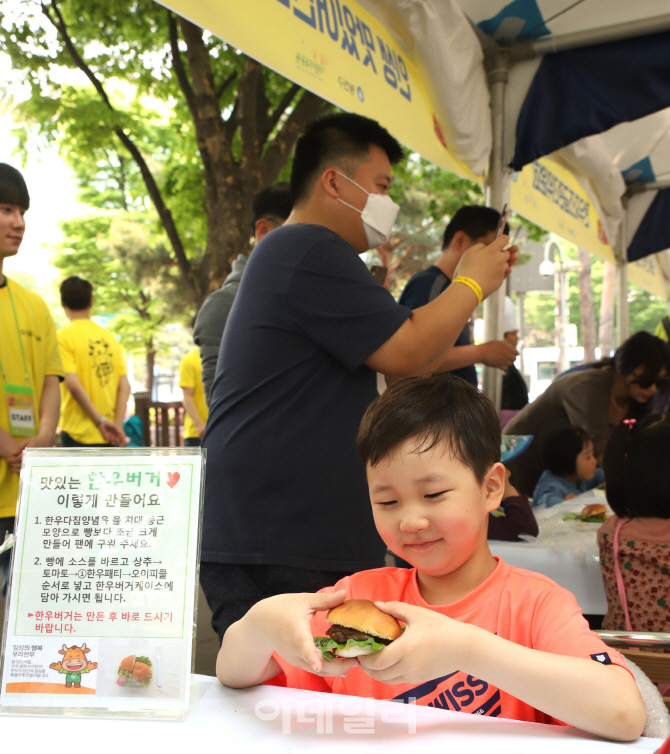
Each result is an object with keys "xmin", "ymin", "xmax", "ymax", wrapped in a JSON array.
[{"xmin": 52, "ymin": 212, "xmax": 190, "ymax": 356}]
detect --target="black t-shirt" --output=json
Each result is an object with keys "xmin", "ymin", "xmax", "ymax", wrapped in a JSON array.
[
  {"xmin": 202, "ymin": 224, "xmax": 411, "ymax": 571},
  {"xmin": 398, "ymin": 266, "xmax": 477, "ymax": 385}
]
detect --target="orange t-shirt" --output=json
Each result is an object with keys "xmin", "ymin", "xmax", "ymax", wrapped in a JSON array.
[{"xmin": 271, "ymin": 558, "xmax": 630, "ymax": 726}]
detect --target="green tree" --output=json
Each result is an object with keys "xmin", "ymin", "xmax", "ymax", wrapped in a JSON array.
[
  {"xmin": 53, "ymin": 212, "xmax": 184, "ymax": 392},
  {"xmin": 2, "ymin": 0, "xmax": 330, "ymax": 308}
]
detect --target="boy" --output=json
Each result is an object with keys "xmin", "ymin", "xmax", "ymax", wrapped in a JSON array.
[{"xmin": 216, "ymin": 374, "xmax": 646, "ymax": 742}]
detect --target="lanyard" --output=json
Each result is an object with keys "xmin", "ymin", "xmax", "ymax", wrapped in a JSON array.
[{"xmin": 0, "ymin": 280, "xmax": 31, "ymax": 387}]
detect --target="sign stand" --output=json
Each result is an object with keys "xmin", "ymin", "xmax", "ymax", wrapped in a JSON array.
[{"xmin": 0, "ymin": 447, "xmax": 205, "ymax": 720}]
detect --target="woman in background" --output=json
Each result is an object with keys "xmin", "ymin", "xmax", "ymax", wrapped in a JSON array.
[{"xmin": 504, "ymin": 331, "xmax": 670, "ymax": 495}]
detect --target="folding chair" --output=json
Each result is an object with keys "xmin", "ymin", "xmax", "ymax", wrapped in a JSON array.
[{"xmin": 597, "ymin": 631, "xmax": 670, "ymax": 713}]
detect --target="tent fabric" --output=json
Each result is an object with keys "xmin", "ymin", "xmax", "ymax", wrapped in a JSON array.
[
  {"xmin": 628, "ymin": 189, "xmax": 670, "ymax": 263},
  {"xmin": 383, "ymin": 0, "xmax": 491, "ymax": 175},
  {"xmin": 511, "ymin": 31, "xmax": 670, "ymax": 171}
]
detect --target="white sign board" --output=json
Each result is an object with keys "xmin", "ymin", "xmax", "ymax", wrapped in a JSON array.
[{"xmin": 0, "ymin": 447, "xmax": 204, "ymax": 719}]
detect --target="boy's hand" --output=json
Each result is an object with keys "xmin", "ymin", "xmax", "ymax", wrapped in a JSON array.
[
  {"xmin": 455, "ymin": 235, "xmax": 518, "ymax": 301},
  {"xmin": 247, "ymin": 589, "xmax": 359, "ymax": 678},
  {"xmin": 357, "ymin": 601, "xmax": 474, "ymax": 685}
]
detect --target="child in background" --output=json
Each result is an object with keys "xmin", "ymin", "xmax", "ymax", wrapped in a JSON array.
[
  {"xmin": 599, "ymin": 415, "xmax": 670, "ymax": 632},
  {"xmin": 216, "ymin": 374, "xmax": 645, "ymax": 741},
  {"xmin": 532, "ymin": 426, "xmax": 604, "ymax": 507}
]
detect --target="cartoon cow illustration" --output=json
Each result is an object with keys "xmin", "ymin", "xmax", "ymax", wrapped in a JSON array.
[{"xmin": 50, "ymin": 644, "xmax": 98, "ymax": 689}]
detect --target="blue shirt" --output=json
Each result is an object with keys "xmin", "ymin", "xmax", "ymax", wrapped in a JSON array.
[
  {"xmin": 398, "ymin": 266, "xmax": 477, "ymax": 386},
  {"xmin": 532, "ymin": 467, "xmax": 605, "ymax": 508},
  {"xmin": 202, "ymin": 224, "xmax": 411, "ymax": 571}
]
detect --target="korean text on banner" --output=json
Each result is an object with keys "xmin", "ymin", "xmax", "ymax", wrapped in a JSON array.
[
  {"xmin": 511, "ymin": 158, "xmax": 615, "ymax": 264},
  {"xmin": 158, "ymin": 0, "xmax": 475, "ymax": 181},
  {"xmin": 0, "ymin": 447, "xmax": 204, "ymax": 718}
]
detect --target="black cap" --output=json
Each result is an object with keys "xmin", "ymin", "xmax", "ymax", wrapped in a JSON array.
[{"xmin": 0, "ymin": 164, "xmax": 30, "ymax": 210}]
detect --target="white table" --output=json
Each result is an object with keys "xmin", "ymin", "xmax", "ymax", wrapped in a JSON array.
[
  {"xmin": 489, "ymin": 540, "xmax": 607, "ymax": 614},
  {"xmin": 0, "ymin": 675, "xmax": 663, "ymax": 751},
  {"xmin": 491, "ymin": 491, "xmax": 610, "ymax": 615}
]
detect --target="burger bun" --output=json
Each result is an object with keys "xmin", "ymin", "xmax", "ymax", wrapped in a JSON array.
[
  {"xmin": 581, "ymin": 503, "xmax": 607, "ymax": 518},
  {"xmin": 326, "ymin": 599, "xmax": 401, "ymax": 641}
]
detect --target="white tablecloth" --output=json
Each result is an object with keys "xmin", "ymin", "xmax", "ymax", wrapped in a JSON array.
[
  {"xmin": 490, "ymin": 491, "xmax": 609, "ymax": 615},
  {"xmin": 489, "ymin": 540, "xmax": 607, "ymax": 614},
  {"xmin": 0, "ymin": 675, "xmax": 663, "ymax": 751}
]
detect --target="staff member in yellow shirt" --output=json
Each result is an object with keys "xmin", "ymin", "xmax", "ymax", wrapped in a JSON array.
[
  {"xmin": 57, "ymin": 276, "xmax": 129, "ymax": 448},
  {"xmin": 0, "ymin": 164, "xmax": 63, "ymax": 597},
  {"xmin": 179, "ymin": 347, "xmax": 208, "ymax": 446}
]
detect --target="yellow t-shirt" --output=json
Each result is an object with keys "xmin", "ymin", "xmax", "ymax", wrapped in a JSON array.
[
  {"xmin": 655, "ymin": 320, "xmax": 669, "ymax": 343},
  {"xmin": 0, "ymin": 278, "xmax": 64, "ymax": 518},
  {"xmin": 57, "ymin": 319, "xmax": 127, "ymax": 445},
  {"xmin": 179, "ymin": 348, "xmax": 208, "ymax": 440}
]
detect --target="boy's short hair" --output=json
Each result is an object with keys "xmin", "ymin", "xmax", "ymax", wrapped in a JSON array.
[
  {"xmin": 0, "ymin": 163, "xmax": 30, "ymax": 210},
  {"xmin": 542, "ymin": 425, "xmax": 590, "ymax": 477},
  {"xmin": 442, "ymin": 206, "xmax": 507, "ymax": 249},
  {"xmin": 604, "ymin": 413, "xmax": 670, "ymax": 518},
  {"xmin": 251, "ymin": 184, "xmax": 293, "ymax": 233},
  {"xmin": 290, "ymin": 113, "xmax": 404, "ymax": 206},
  {"xmin": 60, "ymin": 276, "xmax": 93, "ymax": 311},
  {"xmin": 357, "ymin": 373, "xmax": 501, "ymax": 483}
]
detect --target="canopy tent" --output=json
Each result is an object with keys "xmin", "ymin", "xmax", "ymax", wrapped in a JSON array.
[{"xmin": 158, "ymin": 0, "xmax": 670, "ymax": 403}]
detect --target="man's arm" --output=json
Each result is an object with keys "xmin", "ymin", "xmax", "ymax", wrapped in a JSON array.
[
  {"xmin": 0, "ymin": 429, "xmax": 21, "ymax": 460},
  {"xmin": 366, "ymin": 237, "xmax": 514, "ymax": 378},
  {"xmin": 62, "ymin": 373, "xmax": 126, "ymax": 446},
  {"xmin": 406, "ymin": 340, "xmax": 518, "ymax": 379},
  {"xmin": 114, "ymin": 375, "xmax": 130, "ymax": 430},
  {"xmin": 194, "ymin": 291, "xmax": 234, "ymax": 405},
  {"xmin": 182, "ymin": 387, "xmax": 206, "ymax": 438}
]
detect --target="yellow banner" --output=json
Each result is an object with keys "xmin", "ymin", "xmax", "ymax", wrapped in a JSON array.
[
  {"xmin": 510, "ymin": 158, "xmax": 667, "ymax": 297},
  {"xmin": 510, "ymin": 158, "xmax": 615, "ymax": 264},
  {"xmin": 158, "ymin": 0, "xmax": 475, "ymax": 181}
]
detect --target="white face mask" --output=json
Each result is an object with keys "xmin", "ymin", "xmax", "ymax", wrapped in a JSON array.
[{"xmin": 336, "ymin": 172, "xmax": 399, "ymax": 249}]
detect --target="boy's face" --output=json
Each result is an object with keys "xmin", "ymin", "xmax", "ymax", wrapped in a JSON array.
[
  {"xmin": 367, "ymin": 439, "xmax": 504, "ymax": 579},
  {"xmin": 0, "ymin": 202, "xmax": 26, "ymax": 259}
]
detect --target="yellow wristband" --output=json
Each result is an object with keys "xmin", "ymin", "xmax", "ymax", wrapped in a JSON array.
[{"xmin": 452, "ymin": 276, "xmax": 483, "ymax": 304}]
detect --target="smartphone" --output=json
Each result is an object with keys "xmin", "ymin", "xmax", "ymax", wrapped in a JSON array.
[
  {"xmin": 370, "ymin": 265, "xmax": 388, "ymax": 285},
  {"xmin": 495, "ymin": 204, "xmax": 510, "ymax": 239}
]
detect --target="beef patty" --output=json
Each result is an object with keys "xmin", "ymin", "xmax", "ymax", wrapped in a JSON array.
[{"xmin": 326, "ymin": 624, "xmax": 392, "ymax": 646}]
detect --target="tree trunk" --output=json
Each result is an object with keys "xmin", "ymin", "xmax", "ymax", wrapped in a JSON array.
[
  {"xmin": 599, "ymin": 261, "xmax": 617, "ymax": 358},
  {"xmin": 578, "ymin": 248, "xmax": 597, "ymax": 363},
  {"xmin": 146, "ymin": 348, "xmax": 156, "ymax": 398}
]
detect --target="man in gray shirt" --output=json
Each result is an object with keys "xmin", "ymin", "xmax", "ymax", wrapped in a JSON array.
[{"xmin": 193, "ymin": 184, "xmax": 293, "ymax": 402}]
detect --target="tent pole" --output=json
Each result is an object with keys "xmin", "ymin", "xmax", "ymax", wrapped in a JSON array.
[
  {"xmin": 616, "ymin": 205, "xmax": 630, "ymax": 345},
  {"xmin": 482, "ymin": 46, "xmax": 510, "ymax": 410},
  {"xmin": 511, "ymin": 13, "xmax": 670, "ymax": 60}
]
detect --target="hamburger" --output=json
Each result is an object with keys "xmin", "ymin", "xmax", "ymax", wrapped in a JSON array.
[
  {"xmin": 563, "ymin": 503, "xmax": 609, "ymax": 524},
  {"xmin": 117, "ymin": 655, "xmax": 153, "ymax": 687},
  {"xmin": 581, "ymin": 503, "xmax": 607, "ymax": 519},
  {"xmin": 314, "ymin": 599, "xmax": 402, "ymax": 661}
]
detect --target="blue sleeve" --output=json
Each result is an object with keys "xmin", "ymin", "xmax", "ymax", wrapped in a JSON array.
[{"xmin": 533, "ymin": 472, "xmax": 569, "ymax": 508}]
